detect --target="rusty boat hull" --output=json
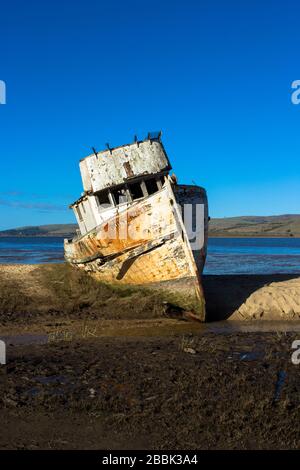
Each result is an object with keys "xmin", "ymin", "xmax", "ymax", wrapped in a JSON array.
[{"xmin": 65, "ymin": 178, "xmax": 208, "ymax": 320}]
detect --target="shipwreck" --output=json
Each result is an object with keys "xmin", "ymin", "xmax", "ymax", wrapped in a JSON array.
[{"xmin": 64, "ymin": 132, "xmax": 209, "ymax": 320}]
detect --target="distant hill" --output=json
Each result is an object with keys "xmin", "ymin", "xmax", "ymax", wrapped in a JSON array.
[
  {"xmin": 0, "ymin": 224, "xmax": 78, "ymax": 238},
  {"xmin": 0, "ymin": 215, "xmax": 300, "ymax": 238},
  {"xmin": 209, "ymin": 215, "xmax": 300, "ymax": 238}
]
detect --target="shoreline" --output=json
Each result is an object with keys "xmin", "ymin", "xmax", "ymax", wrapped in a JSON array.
[
  {"xmin": 0, "ymin": 265, "xmax": 299, "ymax": 328},
  {"xmin": 1, "ymin": 234, "xmax": 300, "ymax": 239},
  {"xmin": 208, "ymin": 234, "xmax": 300, "ymax": 238}
]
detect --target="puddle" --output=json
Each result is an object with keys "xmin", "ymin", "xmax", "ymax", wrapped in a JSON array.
[
  {"xmin": 205, "ymin": 321, "xmax": 300, "ymax": 334},
  {"xmin": 227, "ymin": 351, "xmax": 265, "ymax": 361},
  {"xmin": 0, "ymin": 334, "xmax": 48, "ymax": 346},
  {"xmin": 35, "ymin": 375, "xmax": 69, "ymax": 385},
  {"xmin": 1, "ymin": 320, "xmax": 300, "ymax": 347},
  {"xmin": 26, "ymin": 374, "xmax": 74, "ymax": 398},
  {"xmin": 273, "ymin": 370, "xmax": 287, "ymax": 402}
]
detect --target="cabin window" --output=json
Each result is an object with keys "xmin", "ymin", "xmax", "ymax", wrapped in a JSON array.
[
  {"xmin": 96, "ymin": 191, "xmax": 111, "ymax": 206},
  {"xmin": 111, "ymin": 187, "xmax": 128, "ymax": 206},
  {"xmin": 145, "ymin": 178, "xmax": 159, "ymax": 195},
  {"xmin": 156, "ymin": 176, "xmax": 164, "ymax": 189},
  {"xmin": 129, "ymin": 182, "xmax": 144, "ymax": 200},
  {"xmin": 96, "ymin": 191, "xmax": 113, "ymax": 210},
  {"xmin": 76, "ymin": 206, "xmax": 83, "ymax": 222}
]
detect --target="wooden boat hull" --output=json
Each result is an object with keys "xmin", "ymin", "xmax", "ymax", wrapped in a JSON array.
[{"xmin": 64, "ymin": 180, "xmax": 208, "ymax": 320}]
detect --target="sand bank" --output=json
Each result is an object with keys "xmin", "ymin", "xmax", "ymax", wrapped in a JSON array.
[{"xmin": 203, "ymin": 274, "xmax": 300, "ymax": 321}]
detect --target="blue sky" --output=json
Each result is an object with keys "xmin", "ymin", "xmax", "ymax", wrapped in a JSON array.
[{"xmin": 0, "ymin": 0, "xmax": 299, "ymax": 230}]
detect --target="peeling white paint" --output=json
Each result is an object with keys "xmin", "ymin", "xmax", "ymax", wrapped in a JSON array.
[{"xmin": 80, "ymin": 140, "xmax": 170, "ymax": 193}]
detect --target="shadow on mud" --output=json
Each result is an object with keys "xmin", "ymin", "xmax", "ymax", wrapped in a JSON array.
[{"xmin": 203, "ymin": 274, "xmax": 299, "ymax": 321}]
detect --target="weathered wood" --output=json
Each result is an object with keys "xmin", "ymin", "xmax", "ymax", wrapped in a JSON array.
[{"xmin": 64, "ymin": 136, "xmax": 209, "ymax": 320}]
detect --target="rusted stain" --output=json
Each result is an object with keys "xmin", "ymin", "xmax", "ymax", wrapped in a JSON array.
[{"xmin": 123, "ymin": 161, "xmax": 134, "ymax": 178}]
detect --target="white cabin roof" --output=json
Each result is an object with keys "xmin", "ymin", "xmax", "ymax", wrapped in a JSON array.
[{"xmin": 79, "ymin": 137, "xmax": 171, "ymax": 194}]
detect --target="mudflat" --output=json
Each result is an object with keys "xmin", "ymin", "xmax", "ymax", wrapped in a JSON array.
[
  {"xmin": 1, "ymin": 332, "xmax": 300, "ymax": 449},
  {"xmin": 0, "ymin": 264, "xmax": 300, "ymax": 449}
]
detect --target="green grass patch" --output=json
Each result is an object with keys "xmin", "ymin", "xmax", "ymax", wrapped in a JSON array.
[{"xmin": 34, "ymin": 264, "xmax": 166, "ymax": 320}]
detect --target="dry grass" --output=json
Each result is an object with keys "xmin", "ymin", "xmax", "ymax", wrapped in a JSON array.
[
  {"xmin": 0, "ymin": 274, "xmax": 32, "ymax": 322},
  {"xmin": 28, "ymin": 264, "xmax": 167, "ymax": 321},
  {"xmin": 0, "ymin": 263, "xmax": 188, "ymax": 326}
]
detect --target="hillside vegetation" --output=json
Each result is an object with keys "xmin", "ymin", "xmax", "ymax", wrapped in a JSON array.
[
  {"xmin": 209, "ymin": 215, "xmax": 300, "ymax": 238},
  {"xmin": 0, "ymin": 224, "xmax": 78, "ymax": 238},
  {"xmin": 0, "ymin": 215, "xmax": 300, "ymax": 238}
]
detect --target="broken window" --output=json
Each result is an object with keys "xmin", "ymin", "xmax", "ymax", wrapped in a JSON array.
[
  {"xmin": 76, "ymin": 206, "xmax": 83, "ymax": 222},
  {"xmin": 96, "ymin": 190, "xmax": 113, "ymax": 211},
  {"xmin": 96, "ymin": 191, "xmax": 111, "ymax": 205},
  {"xmin": 145, "ymin": 178, "xmax": 159, "ymax": 195},
  {"xmin": 129, "ymin": 182, "xmax": 144, "ymax": 200},
  {"xmin": 159, "ymin": 176, "xmax": 165, "ymax": 187},
  {"xmin": 111, "ymin": 187, "xmax": 129, "ymax": 206}
]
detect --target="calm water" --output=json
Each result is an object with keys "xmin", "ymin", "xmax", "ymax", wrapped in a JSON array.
[
  {"xmin": 0, "ymin": 236, "xmax": 300, "ymax": 275},
  {"xmin": 205, "ymin": 237, "xmax": 300, "ymax": 275},
  {"xmin": 0, "ymin": 237, "xmax": 64, "ymax": 264}
]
